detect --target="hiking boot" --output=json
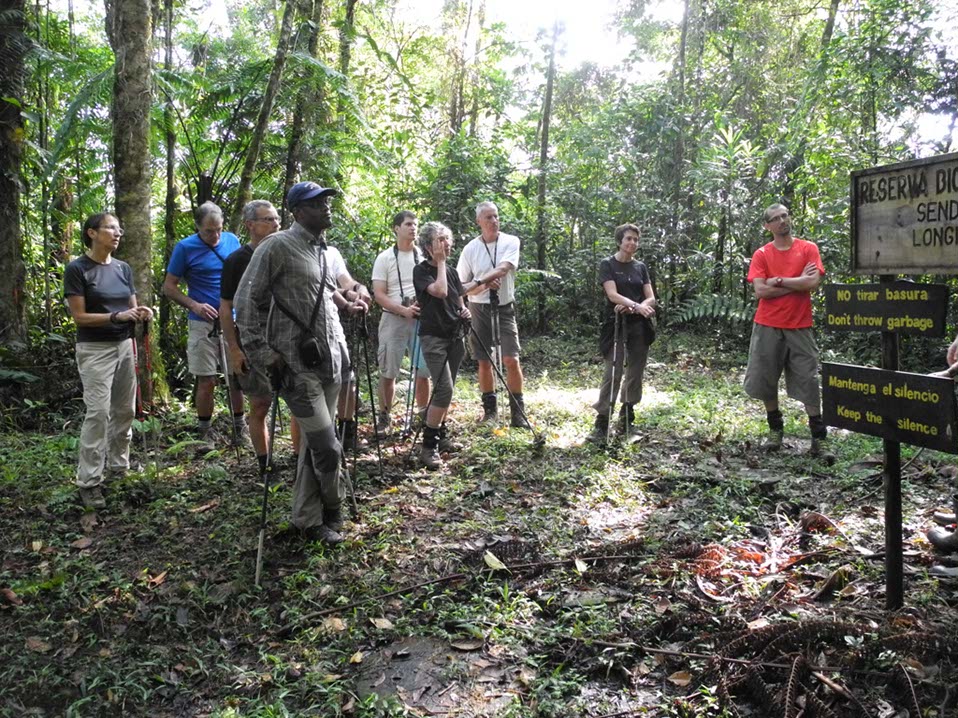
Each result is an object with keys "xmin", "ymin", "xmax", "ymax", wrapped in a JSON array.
[
  {"xmin": 304, "ymin": 524, "xmax": 344, "ymax": 545},
  {"xmin": 927, "ymin": 525, "xmax": 958, "ymax": 553},
  {"xmin": 509, "ymin": 393, "xmax": 531, "ymax": 429},
  {"xmin": 480, "ymin": 392, "xmax": 497, "ymax": 426},
  {"xmin": 232, "ymin": 423, "xmax": 252, "ymax": 448},
  {"xmin": 78, "ymin": 485, "xmax": 106, "ymax": 509},
  {"xmin": 197, "ymin": 426, "xmax": 222, "ymax": 452},
  {"xmin": 420, "ymin": 426, "xmax": 442, "ymax": 470},
  {"xmin": 810, "ymin": 436, "xmax": 836, "ymax": 465},
  {"xmin": 375, "ymin": 412, "xmax": 391, "ymax": 438},
  {"xmin": 438, "ymin": 423, "xmax": 460, "ymax": 453},
  {"xmin": 324, "ymin": 507, "xmax": 344, "ymax": 533},
  {"xmin": 587, "ymin": 413, "xmax": 610, "ymax": 445},
  {"xmin": 762, "ymin": 429, "xmax": 784, "ymax": 452}
]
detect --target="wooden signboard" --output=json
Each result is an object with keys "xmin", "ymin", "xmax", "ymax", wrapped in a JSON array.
[
  {"xmin": 822, "ymin": 363, "xmax": 958, "ymax": 454},
  {"xmin": 851, "ymin": 152, "xmax": 958, "ymax": 274},
  {"xmin": 823, "ymin": 281, "xmax": 948, "ymax": 335}
]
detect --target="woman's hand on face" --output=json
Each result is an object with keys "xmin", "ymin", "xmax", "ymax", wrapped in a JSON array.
[{"xmin": 432, "ymin": 243, "xmax": 448, "ymax": 263}]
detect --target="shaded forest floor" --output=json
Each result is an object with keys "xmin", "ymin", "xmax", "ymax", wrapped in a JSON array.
[{"xmin": 2, "ymin": 331, "xmax": 958, "ymax": 717}]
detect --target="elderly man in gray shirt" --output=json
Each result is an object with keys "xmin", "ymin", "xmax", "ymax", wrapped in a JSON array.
[{"xmin": 235, "ymin": 181, "xmax": 367, "ymax": 545}]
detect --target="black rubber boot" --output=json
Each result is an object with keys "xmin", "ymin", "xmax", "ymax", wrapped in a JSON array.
[
  {"xmin": 420, "ymin": 425, "xmax": 442, "ymax": 470},
  {"xmin": 587, "ymin": 413, "xmax": 610, "ymax": 445},
  {"xmin": 480, "ymin": 392, "xmax": 497, "ymax": 425},
  {"xmin": 438, "ymin": 422, "xmax": 458, "ymax": 453},
  {"xmin": 509, "ymin": 393, "xmax": 531, "ymax": 429},
  {"xmin": 618, "ymin": 403, "xmax": 635, "ymax": 437},
  {"xmin": 928, "ymin": 525, "xmax": 958, "ymax": 553}
]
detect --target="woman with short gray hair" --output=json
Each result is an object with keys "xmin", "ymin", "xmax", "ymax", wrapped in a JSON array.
[{"xmin": 413, "ymin": 222, "xmax": 471, "ymax": 469}]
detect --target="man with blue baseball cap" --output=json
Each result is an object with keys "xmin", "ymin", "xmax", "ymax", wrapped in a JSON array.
[{"xmin": 235, "ymin": 181, "xmax": 367, "ymax": 545}]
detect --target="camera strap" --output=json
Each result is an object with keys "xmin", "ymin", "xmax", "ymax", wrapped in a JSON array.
[
  {"xmin": 271, "ymin": 248, "xmax": 328, "ymax": 339},
  {"xmin": 393, "ymin": 244, "xmax": 423, "ymax": 306}
]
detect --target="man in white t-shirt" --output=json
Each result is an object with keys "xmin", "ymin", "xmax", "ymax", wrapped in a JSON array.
[
  {"xmin": 457, "ymin": 201, "xmax": 529, "ymax": 428},
  {"xmin": 371, "ymin": 211, "xmax": 430, "ymax": 436}
]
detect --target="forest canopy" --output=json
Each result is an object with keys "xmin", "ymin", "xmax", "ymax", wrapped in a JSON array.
[{"xmin": 0, "ymin": 0, "xmax": 956, "ymax": 369}]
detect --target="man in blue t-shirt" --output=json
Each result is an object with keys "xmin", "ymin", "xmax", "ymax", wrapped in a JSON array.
[{"xmin": 162, "ymin": 201, "xmax": 246, "ymax": 446}]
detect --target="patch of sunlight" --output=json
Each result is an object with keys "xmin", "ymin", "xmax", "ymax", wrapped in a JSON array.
[{"xmin": 577, "ymin": 500, "xmax": 652, "ymax": 544}]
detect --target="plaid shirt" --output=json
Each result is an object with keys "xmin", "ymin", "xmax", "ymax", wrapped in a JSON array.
[{"xmin": 235, "ymin": 222, "xmax": 348, "ymax": 382}]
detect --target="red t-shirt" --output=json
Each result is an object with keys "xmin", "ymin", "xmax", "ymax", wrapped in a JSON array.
[{"xmin": 747, "ymin": 238, "xmax": 825, "ymax": 329}]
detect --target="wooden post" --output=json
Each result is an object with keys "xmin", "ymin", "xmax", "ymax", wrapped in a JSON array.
[{"xmin": 879, "ymin": 274, "xmax": 903, "ymax": 610}]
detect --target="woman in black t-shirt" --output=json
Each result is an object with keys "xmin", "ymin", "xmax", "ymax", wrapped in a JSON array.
[
  {"xmin": 588, "ymin": 223, "xmax": 656, "ymax": 445},
  {"xmin": 64, "ymin": 213, "xmax": 153, "ymax": 508},
  {"xmin": 412, "ymin": 222, "xmax": 471, "ymax": 469}
]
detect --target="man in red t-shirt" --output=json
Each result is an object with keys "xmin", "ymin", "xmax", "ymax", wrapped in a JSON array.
[{"xmin": 744, "ymin": 203, "xmax": 832, "ymax": 461}]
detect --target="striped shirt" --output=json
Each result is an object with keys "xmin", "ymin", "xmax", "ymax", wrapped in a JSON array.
[{"xmin": 234, "ymin": 222, "xmax": 348, "ymax": 382}]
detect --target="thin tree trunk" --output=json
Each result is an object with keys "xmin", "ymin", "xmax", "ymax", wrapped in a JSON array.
[
  {"xmin": 283, "ymin": 0, "xmax": 325, "ymax": 224},
  {"xmin": 159, "ymin": 0, "xmax": 175, "ymax": 355},
  {"xmin": 106, "ymin": 0, "xmax": 154, "ymax": 308},
  {"xmin": 535, "ymin": 22, "xmax": 557, "ymax": 332},
  {"xmin": 336, "ymin": 0, "xmax": 359, "ymax": 123},
  {"xmin": 0, "ymin": 0, "xmax": 29, "ymax": 345},
  {"xmin": 229, "ymin": 0, "xmax": 296, "ymax": 232}
]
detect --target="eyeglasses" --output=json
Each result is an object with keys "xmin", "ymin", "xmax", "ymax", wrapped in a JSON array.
[
  {"xmin": 254, "ymin": 216, "xmax": 280, "ymax": 224},
  {"xmin": 99, "ymin": 225, "xmax": 124, "ymax": 235},
  {"xmin": 767, "ymin": 213, "xmax": 789, "ymax": 223}
]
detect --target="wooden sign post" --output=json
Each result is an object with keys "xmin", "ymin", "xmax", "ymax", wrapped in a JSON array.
[{"xmin": 829, "ymin": 152, "xmax": 958, "ymax": 609}]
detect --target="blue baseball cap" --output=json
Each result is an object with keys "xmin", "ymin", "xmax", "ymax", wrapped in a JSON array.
[{"xmin": 286, "ymin": 181, "xmax": 337, "ymax": 209}]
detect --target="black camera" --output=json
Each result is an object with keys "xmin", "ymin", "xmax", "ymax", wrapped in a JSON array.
[
  {"xmin": 298, "ymin": 335, "xmax": 330, "ymax": 371},
  {"xmin": 401, "ymin": 296, "xmax": 414, "ymax": 308},
  {"xmin": 488, "ymin": 289, "xmax": 499, "ymax": 305}
]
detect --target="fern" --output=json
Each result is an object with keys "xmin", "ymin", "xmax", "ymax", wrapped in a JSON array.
[{"xmin": 668, "ymin": 294, "xmax": 754, "ymax": 327}]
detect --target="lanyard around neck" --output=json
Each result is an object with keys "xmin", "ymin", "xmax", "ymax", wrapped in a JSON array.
[
  {"xmin": 393, "ymin": 244, "xmax": 421, "ymax": 302},
  {"xmin": 481, "ymin": 237, "xmax": 497, "ymax": 272}
]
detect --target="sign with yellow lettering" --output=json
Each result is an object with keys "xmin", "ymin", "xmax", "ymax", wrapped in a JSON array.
[
  {"xmin": 823, "ymin": 363, "xmax": 958, "ymax": 453},
  {"xmin": 824, "ymin": 281, "xmax": 947, "ymax": 335},
  {"xmin": 852, "ymin": 152, "xmax": 958, "ymax": 274}
]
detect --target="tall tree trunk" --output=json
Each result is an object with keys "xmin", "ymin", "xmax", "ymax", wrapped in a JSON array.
[
  {"xmin": 467, "ymin": 0, "xmax": 484, "ymax": 137},
  {"xmin": 105, "ymin": 0, "xmax": 154, "ymax": 307},
  {"xmin": 535, "ymin": 23, "xmax": 557, "ymax": 332},
  {"xmin": 0, "ymin": 0, "xmax": 29, "ymax": 345},
  {"xmin": 336, "ymin": 0, "xmax": 358, "ymax": 123},
  {"xmin": 229, "ymin": 0, "xmax": 296, "ymax": 232},
  {"xmin": 283, "ymin": 0, "xmax": 326, "ymax": 225},
  {"xmin": 159, "ymin": 0, "xmax": 175, "ymax": 355}
]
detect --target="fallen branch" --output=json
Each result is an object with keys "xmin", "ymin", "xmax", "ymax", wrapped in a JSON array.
[
  {"xmin": 811, "ymin": 671, "xmax": 869, "ymax": 715},
  {"xmin": 582, "ymin": 638, "xmax": 946, "ymax": 682}
]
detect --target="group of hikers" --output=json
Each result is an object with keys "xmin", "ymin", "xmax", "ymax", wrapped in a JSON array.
[{"xmin": 64, "ymin": 184, "xmax": 878, "ymax": 547}]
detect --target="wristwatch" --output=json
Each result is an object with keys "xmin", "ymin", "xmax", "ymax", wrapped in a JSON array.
[{"xmin": 775, "ymin": 277, "xmax": 784, "ymax": 287}]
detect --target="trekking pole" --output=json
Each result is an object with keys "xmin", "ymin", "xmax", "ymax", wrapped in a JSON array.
[
  {"xmin": 131, "ymin": 329, "xmax": 146, "ymax": 461},
  {"xmin": 401, "ymin": 321, "xmax": 421, "ymax": 436},
  {"xmin": 606, "ymin": 312, "xmax": 621, "ymax": 446},
  {"xmin": 467, "ymin": 323, "xmax": 546, "ymax": 451},
  {"xmin": 254, "ymin": 392, "xmax": 279, "ymax": 588},
  {"xmin": 489, "ymin": 292, "xmax": 502, "ymax": 424},
  {"xmin": 358, "ymin": 314, "xmax": 386, "ymax": 481},
  {"xmin": 210, "ymin": 320, "xmax": 241, "ymax": 460}
]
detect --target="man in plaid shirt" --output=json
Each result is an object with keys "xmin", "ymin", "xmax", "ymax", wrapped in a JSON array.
[{"xmin": 235, "ymin": 182, "xmax": 367, "ymax": 545}]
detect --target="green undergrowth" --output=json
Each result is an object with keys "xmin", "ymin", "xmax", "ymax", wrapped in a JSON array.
[{"xmin": 1, "ymin": 331, "xmax": 956, "ymax": 717}]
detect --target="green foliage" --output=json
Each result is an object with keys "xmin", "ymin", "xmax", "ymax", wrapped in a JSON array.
[{"xmin": 668, "ymin": 294, "xmax": 754, "ymax": 328}]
